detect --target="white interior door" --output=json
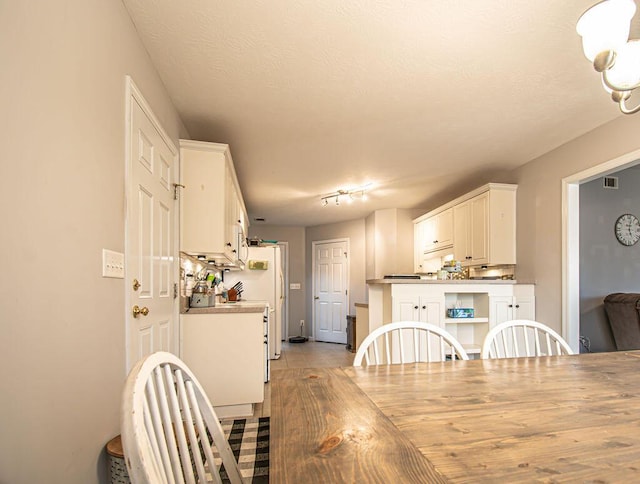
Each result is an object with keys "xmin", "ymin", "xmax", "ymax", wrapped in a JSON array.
[
  {"xmin": 125, "ymin": 78, "xmax": 179, "ymax": 371},
  {"xmin": 314, "ymin": 239, "xmax": 349, "ymax": 344}
]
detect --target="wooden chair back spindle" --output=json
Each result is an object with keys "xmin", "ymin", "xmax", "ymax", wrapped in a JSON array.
[
  {"xmin": 121, "ymin": 351, "xmax": 243, "ymax": 484},
  {"xmin": 481, "ymin": 320, "xmax": 574, "ymax": 360},
  {"xmin": 353, "ymin": 321, "xmax": 469, "ymax": 367}
]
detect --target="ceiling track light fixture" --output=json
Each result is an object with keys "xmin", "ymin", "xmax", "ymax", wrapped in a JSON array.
[
  {"xmin": 320, "ymin": 183, "xmax": 371, "ymax": 207},
  {"xmin": 577, "ymin": 0, "xmax": 640, "ymax": 114}
]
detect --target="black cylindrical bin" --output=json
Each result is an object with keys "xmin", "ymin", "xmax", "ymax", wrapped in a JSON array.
[{"xmin": 346, "ymin": 315, "xmax": 356, "ymax": 353}]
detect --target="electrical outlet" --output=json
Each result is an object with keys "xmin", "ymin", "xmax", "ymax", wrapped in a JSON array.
[
  {"xmin": 300, "ymin": 320, "xmax": 305, "ymax": 327},
  {"xmin": 102, "ymin": 249, "xmax": 125, "ymax": 278}
]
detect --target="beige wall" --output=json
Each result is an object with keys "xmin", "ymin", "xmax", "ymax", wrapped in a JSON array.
[
  {"xmin": 513, "ymin": 114, "xmax": 640, "ymax": 334},
  {"xmin": 365, "ymin": 209, "xmax": 414, "ymax": 279},
  {"xmin": 395, "ymin": 209, "xmax": 415, "ymax": 274},
  {"xmin": 247, "ymin": 225, "xmax": 306, "ymax": 338},
  {"xmin": 306, "ymin": 219, "xmax": 366, "ymax": 337},
  {"xmin": 0, "ymin": 2, "xmax": 187, "ymax": 482},
  {"xmin": 365, "ymin": 212, "xmax": 376, "ymax": 279}
]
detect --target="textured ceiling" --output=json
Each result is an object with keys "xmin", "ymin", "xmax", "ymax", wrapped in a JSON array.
[{"xmin": 122, "ymin": 0, "xmax": 628, "ymax": 226}]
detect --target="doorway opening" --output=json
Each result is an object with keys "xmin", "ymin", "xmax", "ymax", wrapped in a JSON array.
[
  {"xmin": 562, "ymin": 147, "xmax": 640, "ymax": 352},
  {"xmin": 275, "ymin": 241, "xmax": 289, "ymax": 341}
]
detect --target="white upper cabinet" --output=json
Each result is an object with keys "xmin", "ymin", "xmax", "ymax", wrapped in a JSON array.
[
  {"xmin": 422, "ymin": 208, "xmax": 453, "ymax": 253},
  {"xmin": 179, "ymin": 140, "xmax": 249, "ymax": 266},
  {"xmin": 454, "ymin": 185, "xmax": 517, "ymax": 267},
  {"xmin": 454, "ymin": 192, "xmax": 490, "ymax": 266},
  {"xmin": 415, "ymin": 183, "xmax": 517, "ymax": 269},
  {"xmin": 414, "ymin": 207, "xmax": 454, "ymax": 256}
]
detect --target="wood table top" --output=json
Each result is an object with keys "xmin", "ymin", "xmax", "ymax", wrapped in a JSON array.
[
  {"xmin": 270, "ymin": 367, "xmax": 446, "ymax": 483},
  {"xmin": 271, "ymin": 351, "xmax": 640, "ymax": 483}
]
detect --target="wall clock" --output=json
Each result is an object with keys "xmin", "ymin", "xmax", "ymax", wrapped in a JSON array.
[{"xmin": 614, "ymin": 213, "xmax": 640, "ymax": 246}]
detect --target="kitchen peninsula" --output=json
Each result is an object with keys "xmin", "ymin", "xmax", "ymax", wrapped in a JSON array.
[{"xmin": 367, "ymin": 279, "xmax": 534, "ymax": 357}]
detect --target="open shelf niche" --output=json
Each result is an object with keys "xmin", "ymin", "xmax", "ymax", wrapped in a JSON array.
[{"xmin": 444, "ymin": 292, "xmax": 489, "ymax": 357}]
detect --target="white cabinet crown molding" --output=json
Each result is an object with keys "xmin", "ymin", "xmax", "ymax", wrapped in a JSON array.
[{"xmin": 413, "ymin": 182, "xmax": 517, "ymax": 223}]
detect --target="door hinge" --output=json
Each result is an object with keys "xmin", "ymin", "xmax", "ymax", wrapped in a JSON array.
[
  {"xmin": 345, "ymin": 289, "xmax": 348, "ymax": 295},
  {"xmin": 172, "ymin": 183, "xmax": 185, "ymax": 201},
  {"xmin": 173, "ymin": 283, "xmax": 178, "ymax": 299},
  {"xmin": 344, "ymin": 252, "xmax": 347, "ymax": 258}
]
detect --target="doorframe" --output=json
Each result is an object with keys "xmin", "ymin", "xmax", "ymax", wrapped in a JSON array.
[
  {"xmin": 311, "ymin": 237, "xmax": 350, "ymax": 341},
  {"xmin": 562, "ymin": 147, "xmax": 640, "ymax": 353},
  {"xmin": 124, "ymin": 76, "xmax": 180, "ymax": 372},
  {"xmin": 276, "ymin": 241, "xmax": 289, "ymax": 341}
]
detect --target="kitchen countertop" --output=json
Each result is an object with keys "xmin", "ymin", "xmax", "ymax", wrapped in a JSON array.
[
  {"xmin": 367, "ymin": 278, "xmax": 519, "ymax": 285},
  {"xmin": 181, "ymin": 300, "xmax": 266, "ymax": 314}
]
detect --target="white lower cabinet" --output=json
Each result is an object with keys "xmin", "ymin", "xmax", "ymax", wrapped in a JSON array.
[
  {"xmin": 376, "ymin": 282, "xmax": 535, "ymax": 358},
  {"xmin": 393, "ymin": 293, "xmax": 443, "ymax": 325},
  {"xmin": 181, "ymin": 311, "xmax": 264, "ymax": 418},
  {"xmin": 490, "ymin": 287, "xmax": 535, "ymax": 325}
]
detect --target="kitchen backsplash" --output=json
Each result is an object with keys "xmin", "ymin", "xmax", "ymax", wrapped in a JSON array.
[{"xmin": 180, "ymin": 253, "xmax": 224, "ymax": 310}]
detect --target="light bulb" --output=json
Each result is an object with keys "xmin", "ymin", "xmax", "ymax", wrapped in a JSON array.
[
  {"xmin": 605, "ymin": 39, "xmax": 640, "ymax": 91},
  {"xmin": 577, "ymin": 0, "xmax": 636, "ymax": 62}
]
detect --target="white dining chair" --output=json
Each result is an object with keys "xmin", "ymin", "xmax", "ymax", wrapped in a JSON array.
[
  {"xmin": 353, "ymin": 321, "xmax": 469, "ymax": 367},
  {"xmin": 481, "ymin": 319, "xmax": 574, "ymax": 359},
  {"xmin": 121, "ymin": 351, "xmax": 242, "ymax": 484}
]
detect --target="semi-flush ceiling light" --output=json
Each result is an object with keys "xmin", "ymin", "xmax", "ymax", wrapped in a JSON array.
[
  {"xmin": 577, "ymin": 0, "xmax": 640, "ymax": 114},
  {"xmin": 320, "ymin": 183, "xmax": 372, "ymax": 207}
]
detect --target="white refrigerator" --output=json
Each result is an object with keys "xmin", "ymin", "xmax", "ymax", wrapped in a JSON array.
[{"xmin": 224, "ymin": 246, "xmax": 283, "ymax": 359}]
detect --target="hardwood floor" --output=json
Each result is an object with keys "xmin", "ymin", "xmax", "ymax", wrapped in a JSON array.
[{"xmin": 252, "ymin": 341, "xmax": 355, "ymax": 418}]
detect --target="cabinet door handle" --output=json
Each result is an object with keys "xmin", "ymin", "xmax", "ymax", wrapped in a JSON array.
[
  {"xmin": 422, "ymin": 306, "xmax": 426, "ymax": 310},
  {"xmin": 226, "ymin": 242, "xmax": 232, "ymax": 247},
  {"xmin": 433, "ymin": 240, "xmax": 438, "ymax": 244},
  {"xmin": 414, "ymin": 306, "xmax": 419, "ymax": 310},
  {"xmin": 515, "ymin": 304, "xmax": 520, "ymax": 308},
  {"xmin": 232, "ymin": 249, "xmax": 237, "ymax": 253},
  {"xmin": 508, "ymin": 304, "xmax": 513, "ymax": 308}
]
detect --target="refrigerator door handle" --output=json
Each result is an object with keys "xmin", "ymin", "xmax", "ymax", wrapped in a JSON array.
[{"xmin": 279, "ymin": 273, "xmax": 284, "ymax": 299}]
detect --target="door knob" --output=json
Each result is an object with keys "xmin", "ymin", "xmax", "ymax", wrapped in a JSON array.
[
  {"xmin": 314, "ymin": 296, "xmax": 319, "ymax": 300},
  {"xmin": 132, "ymin": 305, "xmax": 149, "ymax": 318}
]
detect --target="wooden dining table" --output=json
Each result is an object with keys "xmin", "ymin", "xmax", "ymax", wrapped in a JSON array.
[{"xmin": 270, "ymin": 351, "xmax": 640, "ymax": 483}]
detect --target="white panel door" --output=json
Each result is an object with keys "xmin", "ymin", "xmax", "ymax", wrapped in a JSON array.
[
  {"xmin": 420, "ymin": 297, "xmax": 443, "ymax": 326},
  {"xmin": 453, "ymin": 201, "xmax": 471, "ymax": 263},
  {"xmin": 514, "ymin": 297, "xmax": 535, "ymax": 320},
  {"xmin": 470, "ymin": 193, "xmax": 488, "ymax": 264},
  {"xmin": 490, "ymin": 296, "xmax": 515, "ymax": 327},
  {"xmin": 395, "ymin": 296, "xmax": 420, "ymax": 322},
  {"xmin": 126, "ymin": 84, "xmax": 178, "ymax": 371},
  {"xmin": 314, "ymin": 240, "xmax": 348, "ymax": 343}
]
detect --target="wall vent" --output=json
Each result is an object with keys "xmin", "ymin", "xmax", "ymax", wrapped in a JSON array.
[{"xmin": 603, "ymin": 176, "xmax": 619, "ymax": 189}]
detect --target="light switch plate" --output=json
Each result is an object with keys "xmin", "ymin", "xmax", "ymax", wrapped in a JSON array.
[
  {"xmin": 290, "ymin": 283, "xmax": 301, "ymax": 290},
  {"xmin": 102, "ymin": 249, "xmax": 125, "ymax": 278}
]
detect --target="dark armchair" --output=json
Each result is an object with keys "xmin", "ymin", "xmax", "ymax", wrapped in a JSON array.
[{"xmin": 603, "ymin": 293, "xmax": 640, "ymax": 350}]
